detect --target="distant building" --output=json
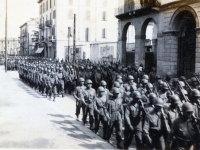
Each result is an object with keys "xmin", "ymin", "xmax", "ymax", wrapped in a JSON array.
[
  {"xmin": 0, "ymin": 38, "xmax": 20, "ymax": 56},
  {"xmin": 19, "ymin": 18, "xmax": 39, "ymax": 56},
  {"xmin": 37, "ymin": 0, "xmax": 118, "ymax": 61},
  {"xmin": 116, "ymin": 0, "xmax": 200, "ymax": 76}
]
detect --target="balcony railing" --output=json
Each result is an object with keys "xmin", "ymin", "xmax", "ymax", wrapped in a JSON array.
[
  {"xmin": 45, "ymin": 20, "xmax": 52, "ymax": 27},
  {"xmin": 115, "ymin": 1, "xmax": 160, "ymax": 16},
  {"xmin": 39, "ymin": 24, "xmax": 45, "ymax": 30}
]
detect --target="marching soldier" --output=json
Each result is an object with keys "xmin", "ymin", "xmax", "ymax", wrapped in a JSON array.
[
  {"xmin": 82, "ymin": 79, "xmax": 96, "ymax": 130},
  {"xmin": 57, "ymin": 67, "xmax": 65, "ymax": 97},
  {"xmin": 105, "ymin": 87, "xmax": 124, "ymax": 148},
  {"xmin": 167, "ymin": 102, "xmax": 200, "ymax": 150},
  {"xmin": 73, "ymin": 77, "xmax": 86, "ymax": 121},
  {"xmin": 48, "ymin": 72, "xmax": 56, "ymax": 101},
  {"xmin": 124, "ymin": 91, "xmax": 144, "ymax": 150},
  {"xmin": 94, "ymin": 86, "xmax": 108, "ymax": 139}
]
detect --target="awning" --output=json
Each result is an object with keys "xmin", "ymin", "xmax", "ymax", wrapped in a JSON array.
[{"xmin": 35, "ymin": 48, "xmax": 44, "ymax": 53}]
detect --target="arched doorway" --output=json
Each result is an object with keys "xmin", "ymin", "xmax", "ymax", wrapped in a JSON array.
[
  {"xmin": 174, "ymin": 11, "xmax": 196, "ymax": 77},
  {"xmin": 141, "ymin": 18, "xmax": 158, "ymax": 73},
  {"xmin": 122, "ymin": 23, "xmax": 136, "ymax": 65}
]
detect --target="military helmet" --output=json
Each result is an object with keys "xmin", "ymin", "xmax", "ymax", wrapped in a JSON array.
[
  {"xmin": 51, "ymin": 72, "xmax": 54, "ymax": 76},
  {"xmin": 141, "ymin": 79, "xmax": 148, "ymax": 84},
  {"xmin": 79, "ymin": 77, "xmax": 85, "ymax": 82},
  {"xmin": 98, "ymin": 86, "xmax": 105, "ymax": 92},
  {"xmin": 162, "ymin": 82, "xmax": 169, "ymax": 90},
  {"xmin": 191, "ymin": 77, "xmax": 197, "ymax": 83},
  {"xmin": 86, "ymin": 79, "xmax": 92, "ymax": 84},
  {"xmin": 117, "ymin": 78, "xmax": 123, "ymax": 84},
  {"xmin": 179, "ymin": 81, "xmax": 185, "ymax": 87},
  {"xmin": 156, "ymin": 75, "xmax": 161, "ymax": 80},
  {"xmin": 59, "ymin": 67, "xmax": 63, "ymax": 71},
  {"xmin": 116, "ymin": 75, "xmax": 122, "ymax": 79},
  {"xmin": 112, "ymin": 87, "xmax": 120, "ymax": 94},
  {"xmin": 113, "ymin": 81, "xmax": 120, "ymax": 88},
  {"xmin": 127, "ymin": 75, "xmax": 134, "ymax": 81},
  {"xmin": 149, "ymin": 93, "xmax": 157, "ymax": 103},
  {"xmin": 170, "ymin": 95, "xmax": 180, "ymax": 104},
  {"xmin": 142, "ymin": 74, "xmax": 149, "ymax": 80},
  {"xmin": 182, "ymin": 89, "xmax": 188, "ymax": 95},
  {"xmin": 191, "ymin": 89, "xmax": 200, "ymax": 97},
  {"xmin": 154, "ymin": 98, "xmax": 164, "ymax": 107},
  {"xmin": 182, "ymin": 102, "xmax": 194, "ymax": 113},
  {"xmin": 100, "ymin": 80, "xmax": 107, "ymax": 86},
  {"xmin": 133, "ymin": 91, "xmax": 142, "ymax": 99},
  {"xmin": 147, "ymin": 83, "xmax": 153, "ymax": 89},
  {"xmin": 179, "ymin": 76, "xmax": 186, "ymax": 81}
]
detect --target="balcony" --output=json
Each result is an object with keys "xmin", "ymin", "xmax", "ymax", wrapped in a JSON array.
[
  {"xmin": 49, "ymin": 36, "xmax": 56, "ymax": 42},
  {"xmin": 45, "ymin": 20, "xmax": 52, "ymax": 27},
  {"xmin": 39, "ymin": 24, "xmax": 45, "ymax": 30},
  {"xmin": 115, "ymin": 1, "xmax": 160, "ymax": 19}
]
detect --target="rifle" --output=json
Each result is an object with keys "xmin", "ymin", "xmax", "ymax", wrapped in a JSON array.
[
  {"xmin": 181, "ymin": 76, "xmax": 192, "ymax": 92},
  {"xmin": 177, "ymin": 79, "xmax": 190, "ymax": 102},
  {"xmin": 165, "ymin": 81, "xmax": 174, "ymax": 95},
  {"xmin": 161, "ymin": 108, "xmax": 171, "ymax": 133},
  {"xmin": 194, "ymin": 73, "xmax": 200, "ymax": 85}
]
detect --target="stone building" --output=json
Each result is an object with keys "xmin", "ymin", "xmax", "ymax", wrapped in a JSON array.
[
  {"xmin": 19, "ymin": 18, "xmax": 39, "ymax": 56},
  {"xmin": 0, "ymin": 38, "xmax": 20, "ymax": 56},
  {"xmin": 38, "ymin": 0, "xmax": 118, "ymax": 61},
  {"xmin": 116, "ymin": 0, "xmax": 200, "ymax": 77}
]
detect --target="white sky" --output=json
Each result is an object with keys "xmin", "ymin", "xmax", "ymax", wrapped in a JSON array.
[{"xmin": 0, "ymin": 0, "xmax": 39, "ymax": 38}]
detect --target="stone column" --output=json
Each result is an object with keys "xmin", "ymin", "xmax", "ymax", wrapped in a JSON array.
[
  {"xmin": 152, "ymin": 39, "xmax": 157, "ymax": 67},
  {"xmin": 195, "ymin": 28, "xmax": 200, "ymax": 73},
  {"xmin": 135, "ymin": 34, "xmax": 146, "ymax": 67},
  {"xmin": 162, "ymin": 30, "xmax": 179, "ymax": 77},
  {"xmin": 118, "ymin": 35, "xmax": 127, "ymax": 64}
]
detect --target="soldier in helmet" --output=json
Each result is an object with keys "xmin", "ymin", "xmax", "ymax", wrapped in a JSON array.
[
  {"xmin": 48, "ymin": 72, "xmax": 56, "ymax": 101},
  {"xmin": 73, "ymin": 77, "xmax": 86, "ymax": 121},
  {"xmin": 165, "ymin": 72, "xmax": 173, "ymax": 87},
  {"xmin": 159, "ymin": 82, "xmax": 170, "ymax": 103},
  {"xmin": 94, "ymin": 86, "xmax": 108, "ymax": 139},
  {"xmin": 190, "ymin": 89, "xmax": 200, "ymax": 118},
  {"xmin": 57, "ymin": 67, "xmax": 65, "ymax": 97},
  {"xmin": 82, "ymin": 79, "xmax": 96, "ymax": 130},
  {"xmin": 124, "ymin": 91, "xmax": 144, "ymax": 150},
  {"xmin": 190, "ymin": 77, "xmax": 199, "ymax": 89},
  {"xmin": 153, "ymin": 75, "xmax": 162, "ymax": 95},
  {"xmin": 45, "ymin": 69, "xmax": 51, "ymax": 97},
  {"xmin": 69, "ymin": 68, "xmax": 77, "ymax": 94},
  {"xmin": 143, "ymin": 98, "xmax": 168, "ymax": 150},
  {"xmin": 138, "ymin": 79, "xmax": 149, "ymax": 104},
  {"xmin": 167, "ymin": 102, "xmax": 200, "ymax": 150},
  {"xmin": 144, "ymin": 93, "xmax": 157, "ymax": 113},
  {"xmin": 93, "ymin": 67, "xmax": 102, "ymax": 91},
  {"xmin": 105, "ymin": 87, "xmax": 124, "ymax": 148},
  {"xmin": 100, "ymin": 80, "xmax": 109, "ymax": 97}
]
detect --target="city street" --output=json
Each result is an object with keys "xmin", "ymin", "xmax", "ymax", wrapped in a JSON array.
[{"xmin": 0, "ymin": 66, "xmax": 117, "ymax": 149}]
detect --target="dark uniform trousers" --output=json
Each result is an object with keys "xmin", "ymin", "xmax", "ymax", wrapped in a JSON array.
[
  {"xmin": 94, "ymin": 96, "xmax": 108, "ymax": 138},
  {"xmin": 82, "ymin": 88, "xmax": 96, "ymax": 129},
  {"xmin": 106, "ymin": 99, "xmax": 123, "ymax": 146},
  {"xmin": 57, "ymin": 73, "xmax": 64, "ymax": 95},
  {"xmin": 124, "ymin": 103, "xmax": 143, "ymax": 149},
  {"xmin": 48, "ymin": 78, "xmax": 56, "ymax": 98},
  {"xmin": 143, "ymin": 110, "xmax": 166, "ymax": 150},
  {"xmin": 73, "ymin": 86, "xmax": 86, "ymax": 118}
]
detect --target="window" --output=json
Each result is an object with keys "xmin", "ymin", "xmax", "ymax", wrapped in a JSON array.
[
  {"xmin": 68, "ymin": 10, "xmax": 73, "ymax": 19},
  {"xmin": 102, "ymin": 28, "xmax": 106, "ymax": 38},
  {"xmin": 69, "ymin": 0, "xmax": 72, "ymax": 5},
  {"xmin": 53, "ymin": 10, "xmax": 56, "ymax": 19},
  {"xmin": 86, "ymin": 11, "xmax": 90, "ymax": 20},
  {"xmin": 102, "ymin": 11, "xmax": 106, "ymax": 21},
  {"xmin": 86, "ymin": 0, "xmax": 90, "ymax": 6},
  {"xmin": 46, "ymin": 0, "xmax": 48, "ymax": 11},
  {"xmin": 85, "ymin": 28, "xmax": 89, "ymax": 41}
]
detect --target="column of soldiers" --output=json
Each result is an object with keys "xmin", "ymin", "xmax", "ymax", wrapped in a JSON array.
[{"xmin": 16, "ymin": 57, "xmax": 200, "ymax": 150}]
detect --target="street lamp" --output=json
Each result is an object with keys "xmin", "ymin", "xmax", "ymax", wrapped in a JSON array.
[{"xmin": 68, "ymin": 27, "xmax": 72, "ymax": 62}]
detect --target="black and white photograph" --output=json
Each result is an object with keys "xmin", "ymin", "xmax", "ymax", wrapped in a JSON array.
[{"xmin": 0, "ymin": 0, "xmax": 200, "ymax": 150}]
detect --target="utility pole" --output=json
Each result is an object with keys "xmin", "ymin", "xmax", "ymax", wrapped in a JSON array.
[
  {"xmin": 68, "ymin": 27, "xmax": 72, "ymax": 62},
  {"xmin": 5, "ymin": 0, "xmax": 7, "ymax": 72},
  {"xmin": 73, "ymin": 14, "xmax": 76, "ymax": 63}
]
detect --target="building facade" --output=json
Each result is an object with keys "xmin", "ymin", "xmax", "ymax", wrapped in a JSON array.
[
  {"xmin": 19, "ymin": 18, "xmax": 39, "ymax": 56},
  {"xmin": 116, "ymin": 0, "xmax": 200, "ymax": 77},
  {"xmin": 38, "ymin": 0, "xmax": 118, "ymax": 61},
  {"xmin": 0, "ymin": 38, "xmax": 20, "ymax": 56}
]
